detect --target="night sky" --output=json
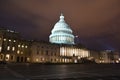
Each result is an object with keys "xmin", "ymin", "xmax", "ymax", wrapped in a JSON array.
[{"xmin": 0, "ymin": 0, "xmax": 120, "ymax": 51}]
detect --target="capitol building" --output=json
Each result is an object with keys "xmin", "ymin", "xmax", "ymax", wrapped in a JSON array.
[
  {"xmin": 31, "ymin": 13, "xmax": 90, "ymax": 63},
  {"xmin": 0, "ymin": 13, "xmax": 119, "ymax": 64}
]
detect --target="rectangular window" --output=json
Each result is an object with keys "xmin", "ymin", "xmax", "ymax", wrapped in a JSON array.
[
  {"xmin": 37, "ymin": 47, "xmax": 39, "ymax": 54},
  {"xmin": 0, "ymin": 46, "xmax": 2, "ymax": 52},
  {"xmin": 12, "ymin": 47, "xmax": 15, "ymax": 51},
  {"xmin": 11, "ymin": 56, "xmax": 14, "ymax": 60},
  {"xmin": 5, "ymin": 54, "xmax": 10, "ymax": 61},
  {"xmin": 7, "ymin": 46, "xmax": 10, "ymax": 51},
  {"xmin": 25, "ymin": 45, "xmax": 28, "ymax": 48},
  {"xmin": 41, "ymin": 50, "xmax": 43, "ymax": 55},
  {"xmin": 36, "ymin": 58, "xmax": 38, "ymax": 62},
  {"xmin": 46, "ymin": 50, "xmax": 48, "ymax": 55},
  {"xmin": 0, "ymin": 54, "xmax": 4, "ymax": 59},
  {"xmin": 17, "ymin": 50, "xmax": 20, "ymax": 54}
]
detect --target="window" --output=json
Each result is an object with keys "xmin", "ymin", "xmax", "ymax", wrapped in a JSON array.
[
  {"xmin": 21, "ymin": 52, "xmax": 23, "ymax": 54},
  {"xmin": 73, "ymin": 54, "xmax": 75, "ymax": 57},
  {"xmin": 5, "ymin": 54, "xmax": 10, "ymax": 61},
  {"xmin": 13, "ymin": 40, "xmax": 16, "ymax": 42},
  {"xmin": 42, "ymin": 58, "xmax": 44, "ymax": 61},
  {"xmin": 37, "ymin": 50, "xmax": 39, "ymax": 55},
  {"xmin": 54, "ymin": 53, "xmax": 56, "ymax": 56},
  {"xmin": 54, "ymin": 59, "xmax": 56, "ymax": 62},
  {"xmin": 51, "ymin": 58, "xmax": 53, "ymax": 62},
  {"xmin": 0, "ymin": 46, "xmax": 2, "ymax": 52},
  {"xmin": 22, "ymin": 45, "xmax": 24, "ymax": 48},
  {"xmin": 17, "ymin": 50, "xmax": 20, "ymax": 54},
  {"xmin": 18, "ymin": 45, "xmax": 20, "ymax": 47},
  {"xmin": 46, "ymin": 50, "xmax": 48, "ymax": 55},
  {"xmin": 7, "ymin": 46, "xmax": 10, "ymax": 51},
  {"xmin": 41, "ymin": 50, "xmax": 43, "ymax": 55},
  {"xmin": 25, "ymin": 45, "xmax": 28, "ymax": 48},
  {"xmin": 0, "ymin": 54, "xmax": 4, "ymax": 59},
  {"xmin": 27, "ymin": 57, "xmax": 30, "ymax": 61},
  {"xmin": 37, "ymin": 47, "xmax": 39, "ymax": 54},
  {"xmin": 9, "ymin": 39, "xmax": 11, "ymax": 42},
  {"xmin": 4, "ymin": 38, "xmax": 6, "ymax": 41},
  {"xmin": 36, "ymin": 58, "xmax": 38, "ymax": 62},
  {"xmin": 11, "ymin": 56, "xmax": 14, "ymax": 60},
  {"xmin": 12, "ymin": 47, "xmax": 15, "ymax": 51}
]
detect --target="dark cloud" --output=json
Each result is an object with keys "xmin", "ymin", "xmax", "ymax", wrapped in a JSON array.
[{"xmin": 0, "ymin": 0, "xmax": 120, "ymax": 50}]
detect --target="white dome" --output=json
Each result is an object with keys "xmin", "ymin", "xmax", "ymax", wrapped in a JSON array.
[{"xmin": 49, "ymin": 13, "xmax": 74, "ymax": 44}]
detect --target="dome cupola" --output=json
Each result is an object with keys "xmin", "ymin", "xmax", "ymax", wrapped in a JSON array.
[{"xmin": 49, "ymin": 13, "xmax": 74, "ymax": 44}]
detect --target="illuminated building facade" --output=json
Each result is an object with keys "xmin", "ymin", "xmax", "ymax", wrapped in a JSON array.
[
  {"xmin": 49, "ymin": 13, "xmax": 74, "ymax": 45},
  {"xmin": 31, "ymin": 41, "xmax": 60, "ymax": 63},
  {"xmin": 30, "ymin": 13, "xmax": 90, "ymax": 63},
  {"xmin": 90, "ymin": 50, "xmax": 120, "ymax": 63},
  {"xmin": 0, "ymin": 28, "xmax": 30, "ymax": 63},
  {"xmin": 30, "ymin": 42, "xmax": 90, "ymax": 63},
  {"xmin": 59, "ymin": 45, "xmax": 89, "ymax": 63}
]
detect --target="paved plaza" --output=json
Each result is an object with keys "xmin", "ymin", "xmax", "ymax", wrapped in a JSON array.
[{"xmin": 0, "ymin": 63, "xmax": 120, "ymax": 80}]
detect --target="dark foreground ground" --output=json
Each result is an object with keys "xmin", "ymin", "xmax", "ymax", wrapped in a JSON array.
[{"xmin": 0, "ymin": 63, "xmax": 120, "ymax": 80}]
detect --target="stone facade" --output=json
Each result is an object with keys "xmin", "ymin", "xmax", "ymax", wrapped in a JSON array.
[
  {"xmin": 30, "ymin": 42, "xmax": 90, "ymax": 63},
  {"xmin": 30, "ymin": 41, "xmax": 60, "ymax": 63},
  {"xmin": 0, "ymin": 28, "xmax": 30, "ymax": 63}
]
